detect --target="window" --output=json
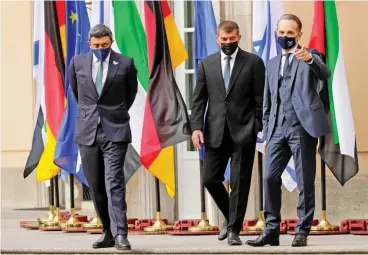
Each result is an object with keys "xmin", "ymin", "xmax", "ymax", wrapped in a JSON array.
[{"xmin": 174, "ymin": 1, "xmax": 196, "ymax": 152}]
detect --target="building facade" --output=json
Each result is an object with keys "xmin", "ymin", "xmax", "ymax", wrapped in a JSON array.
[{"xmin": 1, "ymin": 1, "xmax": 368, "ymax": 225}]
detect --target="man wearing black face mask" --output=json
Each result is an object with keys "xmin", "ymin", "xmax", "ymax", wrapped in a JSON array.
[
  {"xmin": 246, "ymin": 14, "xmax": 331, "ymax": 247},
  {"xmin": 191, "ymin": 20, "xmax": 265, "ymax": 245},
  {"xmin": 68, "ymin": 24, "xmax": 137, "ymax": 250}
]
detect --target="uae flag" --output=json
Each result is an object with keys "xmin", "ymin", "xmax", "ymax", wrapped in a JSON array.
[
  {"xmin": 141, "ymin": 1, "xmax": 191, "ymax": 186},
  {"xmin": 36, "ymin": 1, "xmax": 66, "ymax": 181},
  {"xmin": 309, "ymin": 0, "xmax": 359, "ymax": 185}
]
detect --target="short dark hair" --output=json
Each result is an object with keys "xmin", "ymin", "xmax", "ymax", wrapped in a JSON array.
[
  {"xmin": 217, "ymin": 20, "xmax": 240, "ymax": 35},
  {"xmin": 89, "ymin": 24, "xmax": 113, "ymax": 41},
  {"xmin": 278, "ymin": 14, "xmax": 303, "ymax": 32}
]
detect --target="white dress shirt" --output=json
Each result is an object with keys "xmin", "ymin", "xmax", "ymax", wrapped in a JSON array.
[
  {"xmin": 221, "ymin": 47, "xmax": 239, "ymax": 78},
  {"xmin": 92, "ymin": 52, "xmax": 111, "ymax": 86}
]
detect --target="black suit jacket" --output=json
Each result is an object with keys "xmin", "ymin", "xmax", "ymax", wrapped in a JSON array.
[
  {"xmin": 191, "ymin": 48, "xmax": 265, "ymax": 148},
  {"xmin": 68, "ymin": 50, "xmax": 138, "ymax": 146}
]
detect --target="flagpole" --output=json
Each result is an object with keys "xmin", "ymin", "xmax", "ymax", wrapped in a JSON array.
[
  {"xmin": 61, "ymin": 174, "xmax": 81, "ymax": 228},
  {"xmin": 44, "ymin": 176, "xmax": 63, "ymax": 227},
  {"xmin": 247, "ymin": 151, "xmax": 266, "ymax": 231},
  {"xmin": 144, "ymin": 177, "xmax": 172, "ymax": 232},
  {"xmin": 38, "ymin": 178, "xmax": 55, "ymax": 224},
  {"xmin": 188, "ymin": 158, "xmax": 215, "ymax": 232},
  {"xmin": 311, "ymin": 137, "xmax": 338, "ymax": 231}
]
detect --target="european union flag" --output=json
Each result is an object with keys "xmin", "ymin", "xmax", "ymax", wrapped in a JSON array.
[
  {"xmin": 54, "ymin": 0, "xmax": 90, "ymax": 185},
  {"xmin": 194, "ymin": 0, "xmax": 231, "ymax": 182}
]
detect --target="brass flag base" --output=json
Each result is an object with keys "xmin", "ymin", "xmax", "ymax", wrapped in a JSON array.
[
  {"xmin": 43, "ymin": 207, "xmax": 65, "ymax": 227},
  {"xmin": 247, "ymin": 211, "xmax": 266, "ymax": 232},
  {"xmin": 311, "ymin": 211, "xmax": 339, "ymax": 231},
  {"xmin": 60, "ymin": 209, "xmax": 82, "ymax": 228},
  {"xmin": 38, "ymin": 205, "xmax": 55, "ymax": 225},
  {"xmin": 83, "ymin": 211, "xmax": 103, "ymax": 229},
  {"xmin": 188, "ymin": 213, "xmax": 216, "ymax": 232},
  {"xmin": 144, "ymin": 213, "xmax": 173, "ymax": 232}
]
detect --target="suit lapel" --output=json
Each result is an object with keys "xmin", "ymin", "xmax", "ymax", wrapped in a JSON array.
[
  {"xmin": 288, "ymin": 57, "xmax": 300, "ymax": 89},
  {"xmin": 100, "ymin": 51, "xmax": 120, "ymax": 98},
  {"xmin": 269, "ymin": 55, "xmax": 282, "ymax": 92},
  {"xmin": 226, "ymin": 50, "xmax": 245, "ymax": 98},
  {"xmin": 212, "ymin": 53, "xmax": 226, "ymax": 96},
  {"xmin": 83, "ymin": 52, "xmax": 99, "ymax": 99}
]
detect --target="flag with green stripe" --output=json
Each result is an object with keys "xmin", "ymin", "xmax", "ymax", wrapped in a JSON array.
[{"xmin": 309, "ymin": 0, "xmax": 358, "ymax": 185}]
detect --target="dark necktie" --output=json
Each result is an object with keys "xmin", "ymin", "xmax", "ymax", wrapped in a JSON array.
[
  {"xmin": 282, "ymin": 53, "xmax": 292, "ymax": 77},
  {"xmin": 224, "ymin": 56, "xmax": 232, "ymax": 91}
]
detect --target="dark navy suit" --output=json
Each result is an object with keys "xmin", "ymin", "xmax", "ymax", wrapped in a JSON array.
[
  {"xmin": 263, "ymin": 48, "xmax": 330, "ymax": 235},
  {"xmin": 68, "ymin": 50, "xmax": 137, "ymax": 238}
]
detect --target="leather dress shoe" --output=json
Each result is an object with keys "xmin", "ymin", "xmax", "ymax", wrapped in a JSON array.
[
  {"xmin": 227, "ymin": 232, "xmax": 242, "ymax": 245},
  {"xmin": 92, "ymin": 232, "xmax": 114, "ymax": 249},
  {"xmin": 292, "ymin": 233, "xmax": 308, "ymax": 247},
  {"xmin": 115, "ymin": 235, "xmax": 131, "ymax": 250},
  {"xmin": 246, "ymin": 232, "xmax": 279, "ymax": 247},
  {"xmin": 218, "ymin": 220, "xmax": 228, "ymax": 241}
]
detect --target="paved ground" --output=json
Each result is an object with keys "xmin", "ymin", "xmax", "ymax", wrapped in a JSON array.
[{"xmin": 1, "ymin": 207, "xmax": 368, "ymax": 254}]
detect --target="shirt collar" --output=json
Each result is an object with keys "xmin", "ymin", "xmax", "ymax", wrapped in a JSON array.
[
  {"xmin": 92, "ymin": 51, "xmax": 111, "ymax": 63},
  {"xmin": 221, "ymin": 47, "xmax": 239, "ymax": 60},
  {"xmin": 282, "ymin": 44, "xmax": 298, "ymax": 55}
]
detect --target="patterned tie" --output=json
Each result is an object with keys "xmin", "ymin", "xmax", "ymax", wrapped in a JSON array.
[
  {"xmin": 95, "ymin": 61, "xmax": 103, "ymax": 95},
  {"xmin": 282, "ymin": 53, "xmax": 291, "ymax": 77},
  {"xmin": 224, "ymin": 56, "xmax": 232, "ymax": 91}
]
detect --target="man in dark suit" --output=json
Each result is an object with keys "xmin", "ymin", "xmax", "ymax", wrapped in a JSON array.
[
  {"xmin": 68, "ymin": 24, "xmax": 137, "ymax": 250},
  {"xmin": 191, "ymin": 20, "xmax": 265, "ymax": 245},
  {"xmin": 246, "ymin": 14, "xmax": 331, "ymax": 247}
]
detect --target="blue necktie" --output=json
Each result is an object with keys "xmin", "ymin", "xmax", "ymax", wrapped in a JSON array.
[{"xmin": 224, "ymin": 56, "xmax": 232, "ymax": 91}]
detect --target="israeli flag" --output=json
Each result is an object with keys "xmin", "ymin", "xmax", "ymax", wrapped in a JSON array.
[{"xmin": 253, "ymin": 0, "xmax": 297, "ymax": 192}]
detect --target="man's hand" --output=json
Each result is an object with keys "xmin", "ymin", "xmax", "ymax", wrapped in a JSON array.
[
  {"xmin": 295, "ymin": 45, "xmax": 312, "ymax": 62},
  {"xmin": 192, "ymin": 130, "xmax": 204, "ymax": 150}
]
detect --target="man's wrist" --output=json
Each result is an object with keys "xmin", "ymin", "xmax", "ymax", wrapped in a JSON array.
[{"xmin": 306, "ymin": 53, "xmax": 313, "ymax": 64}]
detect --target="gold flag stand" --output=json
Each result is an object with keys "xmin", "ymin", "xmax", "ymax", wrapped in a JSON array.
[{"xmin": 144, "ymin": 178, "xmax": 173, "ymax": 232}]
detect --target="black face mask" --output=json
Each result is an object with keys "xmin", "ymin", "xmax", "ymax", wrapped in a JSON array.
[
  {"xmin": 277, "ymin": 36, "xmax": 296, "ymax": 50},
  {"xmin": 221, "ymin": 41, "xmax": 239, "ymax": 56}
]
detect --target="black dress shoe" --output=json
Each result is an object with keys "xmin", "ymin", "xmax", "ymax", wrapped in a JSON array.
[
  {"xmin": 218, "ymin": 220, "xmax": 228, "ymax": 241},
  {"xmin": 92, "ymin": 232, "xmax": 114, "ymax": 249},
  {"xmin": 292, "ymin": 233, "xmax": 307, "ymax": 247},
  {"xmin": 115, "ymin": 235, "xmax": 131, "ymax": 250},
  {"xmin": 227, "ymin": 232, "xmax": 242, "ymax": 245},
  {"xmin": 246, "ymin": 232, "xmax": 279, "ymax": 247}
]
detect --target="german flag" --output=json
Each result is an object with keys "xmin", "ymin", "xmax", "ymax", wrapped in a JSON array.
[
  {"xmin": 36, "ymin": 1, "xmax": 66, "ymax": 181},
  {"xmin": 141, "ymin": 1, "xmax": 191, "ymax": 194}
]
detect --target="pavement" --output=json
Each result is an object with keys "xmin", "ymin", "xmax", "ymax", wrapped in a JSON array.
[{"xmin": 1, "ymin": 207, "xmax": 368, "ymax": 255}]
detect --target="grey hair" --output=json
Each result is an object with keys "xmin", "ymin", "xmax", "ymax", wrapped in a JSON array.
[{"xmin": 88, "ymin": 24, "xmax": 113, "ymax": 41}]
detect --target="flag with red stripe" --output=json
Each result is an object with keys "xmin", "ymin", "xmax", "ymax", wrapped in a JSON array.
[
  {"xmin": 141, "ymin": 1, "xmax": 191, "ymax": 170},
  {"xmin": 37, "ymin": 1, "xmax": 65, "ymax": 181}
]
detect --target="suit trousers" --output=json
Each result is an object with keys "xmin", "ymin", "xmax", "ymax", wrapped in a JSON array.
[
  {"xmin": 263, "ymin": 123, "xmax": 317, "ymax": 236},
  {"xmin": 202, "ymin": 123, "xmax": 256, "ymax": 234},
  {"xmin": 79, "ymin": 124, "xmax": 128, "ymax": 238}
]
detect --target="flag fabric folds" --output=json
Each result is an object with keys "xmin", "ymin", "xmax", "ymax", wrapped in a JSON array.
[
  {"xmin": 309, "ymin": 0, "xmax": 359, "ymax": 185},
  {"xmin": 54, "ymin": 0, "xmax": 91, "ymax": 185},
  {"xmin": 111, "ymin": 0, "xmax": 149, "ymax": 184},
  {"xmin": 24, "ymin": 0, "xmax": 46, "ymax": 179},
  {"xmin": 36, "ymin": 1, "xmax": 66, "ymax": 182},
  {"xmin": 141, "ymin": 0, "xmax": 190, "ymax": 196},
  {"xmin": 252, "ymin": 0, "xmax": 297, "ymax": 192}
]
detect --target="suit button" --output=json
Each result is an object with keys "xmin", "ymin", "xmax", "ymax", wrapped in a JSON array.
[{"xmin": 225, "ymin": 101, "xmax": 228, "ymax": 105}]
